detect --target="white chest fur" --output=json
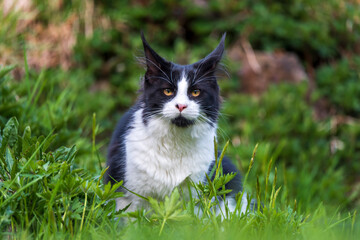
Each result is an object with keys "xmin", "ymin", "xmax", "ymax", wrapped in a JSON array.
[{"xmin": 118, "ymin": 108, "xmax": 216, "ymax": 210}]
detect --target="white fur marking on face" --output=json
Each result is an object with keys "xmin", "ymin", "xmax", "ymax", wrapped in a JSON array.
[
  {"xmin": 176, "ymin": 74, "xmax": 189, "ymax": 104},
  {"xmin": 162, "ymin": 71, "xmax": 200, "ymax": 120}
]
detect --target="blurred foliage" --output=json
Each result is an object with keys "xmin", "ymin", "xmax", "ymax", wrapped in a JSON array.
[
  {"xmin": 316, "ymin": 57, "xmax": 360, "ymax": 116},
  {"xmin": 72, "ymin": 0, "xmax": 360, "ymax": 89},
  {"xmin": 0, "ymin": 65, "xmax": 114, "ymax": 172},
  {"xmin": 220, "ymin": 83, "xmax": 355, "ymax": 210}
]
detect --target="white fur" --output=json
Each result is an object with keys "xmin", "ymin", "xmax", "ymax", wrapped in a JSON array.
[
  {"xmin": 116, "ymin": 74, "xmax": 216, "ymax": 211},
  {"xmin": 114, "ymin": 72, "xmax": 249, "ymax": 215},
  {"xmin": 116, "ymin": 109, "xmax": 216, "ymax": 211},
  {"xmin": 162, "ymin": 74, "xmax": 200, "ymax": 121},
  {"xmin": 193, "ymin": 193, "xmax": 249, "ymax": 218},
  {"xmin": 215, "ymin": 192, "xmax": 249, "ymax": 216}
]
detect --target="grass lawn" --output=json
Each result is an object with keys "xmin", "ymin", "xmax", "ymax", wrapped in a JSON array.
[{"xmin": 0, "ymin": 65, "xmax": 358, "ymax": 239}]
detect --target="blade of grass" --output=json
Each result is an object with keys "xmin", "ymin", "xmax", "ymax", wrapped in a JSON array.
[
  {"xmin": 108, "ymin": 175, "xmax": 148, "ymax": 201},
  {"xmin": 215, "ymin": 140, "xmax": 229, "ymax": 179},
  {"xmin": 214, "ymin": 137, "xmax": 218, "ymax": 168},
  {"xmin": 92, "ymin": 113, "xmax": 102, "ymax": 170},
  {"xmin": 269, "ymin": 167, "xmax": 278, "ymax": 208},
  {"xmin": 0, "ymin": 177, "xmax": 42, "ymax": 208},
  {"xmin": 80, "ymin": 192, "xmax": 87, "ymax": 231},
  {"xmin": 236, "ymin": 143, "xmax": 258, "ymax": 213},
  {"xmin": 271, "ymin": 186, "xmax": 282, "ymax": 209},
  {"xmin": 351, "ymin": 210, "xmax": 357, "ymax": 234},
  {"xmin": 324, "ymin": 214, "xmax": 353, "ymax": 232},
  {"xmin": 265, "ymin": 157, "xmax": 273, "ymax": 203},
  {"xmin": 24, "ymin": 45, "xmax": 30, "ymax": 97}
]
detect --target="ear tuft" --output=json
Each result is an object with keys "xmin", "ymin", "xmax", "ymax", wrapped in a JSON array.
[
  {"xmin": 205, "ymin": 33, "xmax": 226, "ymax": 63},
  {"xmin": 141, "ymin": 32, "xmax": 170, "ymax": 76},
  {"xmin": 193, "ymin": 33, "xmax": 226, "ymax": 77}
]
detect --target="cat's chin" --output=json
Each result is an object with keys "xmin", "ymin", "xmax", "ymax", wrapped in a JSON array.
[{"xmin": 171, "ymin": 116, "xmax": 195, "ymax": 128}]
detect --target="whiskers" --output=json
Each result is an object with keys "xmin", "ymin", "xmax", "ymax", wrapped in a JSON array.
[
  {"xmin": 191, "ymin": 52, "xmax": 229, "ymax": 85},
  {"xmin": 137, "ymin": 56, "xmax": 173, "ymax": 85}
]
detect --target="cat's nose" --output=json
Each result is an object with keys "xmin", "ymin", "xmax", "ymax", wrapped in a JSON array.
[{"xmin": 175, "ymin": 104, "xmax": 187, "ymax": 112}]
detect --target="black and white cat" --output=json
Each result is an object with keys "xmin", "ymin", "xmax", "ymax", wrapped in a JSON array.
[{"xmin": 105, "ymin": 33, "xmax": 248, "ymax": 213}]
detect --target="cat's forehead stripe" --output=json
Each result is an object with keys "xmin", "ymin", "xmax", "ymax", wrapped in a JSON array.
[{"xmin": 177, "ymin": 72, "xmax": 188, "ymax": 96}]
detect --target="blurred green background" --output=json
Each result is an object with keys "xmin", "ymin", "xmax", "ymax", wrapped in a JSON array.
[{"xmin": 1, "ymin": 0, "xmax": 360, "ymax": 214}]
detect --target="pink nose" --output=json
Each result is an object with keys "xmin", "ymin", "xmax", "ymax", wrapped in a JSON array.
[{"xmin": 176, "ymin": 104, "xmax": 187, "ymax": 112}]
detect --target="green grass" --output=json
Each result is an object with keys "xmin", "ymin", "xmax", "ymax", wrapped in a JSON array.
[
  {"xmin": 0, "ymin": 66, "xmax": 359, "ymax": 239},
  {"xmin": 0, "ymin": 115, "xmax": 358, "ymax": 239}
]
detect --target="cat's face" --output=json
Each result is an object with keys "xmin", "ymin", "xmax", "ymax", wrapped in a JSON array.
[{"xmin": 141, "ymin": 33, "xmax": 225, "ymax": 128}]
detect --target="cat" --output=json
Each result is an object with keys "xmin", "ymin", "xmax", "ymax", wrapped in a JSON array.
[{"xmin": 105, "ymin": 33, "xmax": 249, "ymax": 214}]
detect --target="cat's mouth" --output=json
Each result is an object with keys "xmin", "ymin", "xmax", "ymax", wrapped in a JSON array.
[{"xmin": 171, "ymin": 116, "xmax": 195, "ymax": 128}]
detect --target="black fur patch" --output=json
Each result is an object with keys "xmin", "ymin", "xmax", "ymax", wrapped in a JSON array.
[
  {"xmin": 105, "ymin": 34, "xmax": 231, "ymax": 192},
  {"xmin": 139, "ymin": 33, "xmax": 226, "ymax": 126},
  {"xmin": 104, "ymin": 105, "xmax": 139, "ymax": 186},
  {"xmin": 171, "ymin": 116, "xmax": 195, "ymax": 127}
]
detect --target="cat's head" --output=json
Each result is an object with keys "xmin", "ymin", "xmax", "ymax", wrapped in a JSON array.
[{"xmin": 140, "ymin": 33, "xmax": 225, "ymax": 128}]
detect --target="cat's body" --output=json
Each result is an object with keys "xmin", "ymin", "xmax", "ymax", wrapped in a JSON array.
[{"xmin": 105, "ymin": 33, "xmax": 246, "ymax": 213}]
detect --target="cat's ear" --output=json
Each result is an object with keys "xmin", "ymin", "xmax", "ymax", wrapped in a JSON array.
[
  {"xmin": 141, "ymin": 32, "xmax": 170, "ymax": 76},
  {"xmin": 194, "ymin": 33, "xmax": 226, "ymax": 75}
]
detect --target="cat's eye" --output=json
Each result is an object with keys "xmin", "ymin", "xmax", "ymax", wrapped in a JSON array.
[
  {"xmin": 163, "ymin": 89, "xmax": 174, "ymax": 96},
  {"xmin": 191, "ymin": 89, "xmax": 201, "ymax": 97}
]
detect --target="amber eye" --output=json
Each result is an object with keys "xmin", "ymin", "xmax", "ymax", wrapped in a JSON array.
[
  {"xmin": 163, "ymin": 89, "xmax": 174, "ymax": 96},
  {"xmin": 191, "ymin": 89, "xmax": 201, "ymax": 97}
]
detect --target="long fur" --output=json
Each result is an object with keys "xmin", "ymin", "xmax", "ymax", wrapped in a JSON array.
[{"xmin": 105, "ymin": 33, "xmax": 247, "ymax": 213}]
